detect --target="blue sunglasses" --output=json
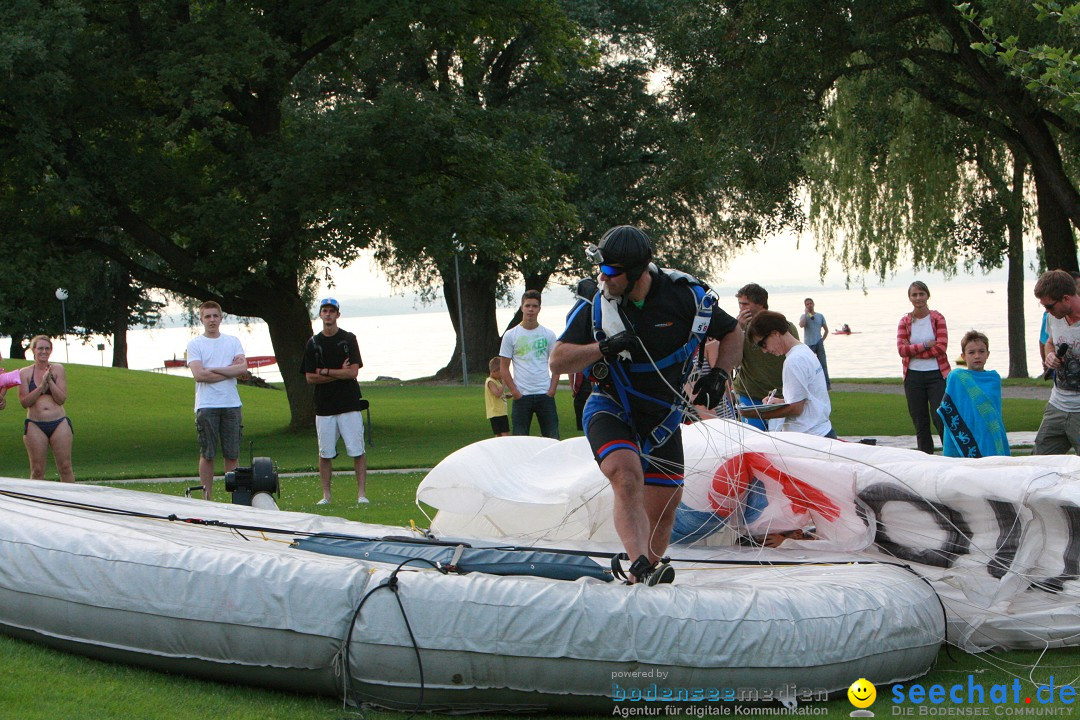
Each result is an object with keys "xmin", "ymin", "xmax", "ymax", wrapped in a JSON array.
[{"xmin": 599, "ymin": 264, "xmax": 624, "ymax": 278}]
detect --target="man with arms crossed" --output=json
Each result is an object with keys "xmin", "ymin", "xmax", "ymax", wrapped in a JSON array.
[
  {"xmin": 551, "ymin": 225, "xmax": 741, "ymax": 584},
  {"xmin": 500, "ymin": 289, "xmax": 560, "ymax": 439},
  {"xmin": 1034, "ymin": 270, "xmax": 1080, "ymax": 455},
  {"xmin": 301, "ymin": 298, "xmax": 368, "ymax": 505},
  {"xmin": 187, "ymin": 301, "xmax": 246, "ymax": 501}
]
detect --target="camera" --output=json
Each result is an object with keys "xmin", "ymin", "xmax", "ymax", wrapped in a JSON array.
[
  {"xmin": 1045, "ymin": 343, "xmax": 1069, "ymax": 381},
  {"xmin": 1063, "ymin": 355, "xmax": 1080, "ymax": 392}
]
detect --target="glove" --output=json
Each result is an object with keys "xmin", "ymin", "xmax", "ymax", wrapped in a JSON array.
[
  {"xmin": 692, "ymin": 367, "xmax": 729, "ymax": 409},
  {"xmin": 598, "ymin": 331, "xmax": 638, "ymax": 360}
]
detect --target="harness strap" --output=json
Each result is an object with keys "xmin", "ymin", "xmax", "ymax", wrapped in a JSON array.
[
  {"xmin": 627, "ymin": 336, "xmax": 700, "ymax": 372},
  {"xmin": 588, "ymin": 273, "xmax": 717, "ymax": 451}
]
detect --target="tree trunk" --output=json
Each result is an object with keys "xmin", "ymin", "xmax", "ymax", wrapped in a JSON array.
[
  {"xmin": 259, "ymin": 294, "xmax": 317, "ymax": 430},
  {"xmin": 437, "ymin": 257, "xmax": 501, "ymax": 381},
  {"xmin": 1006, "ymin": 154, "xmax": 1029, "ymax": 379},
  {"xmin": 111, "ymin": 308, "xmax": 129, "ymax": 368},
  {"xmin": 927, "ymin": 0, "xmax": 1079, "ymax": 267},
  {"xmin": 1034, "ymin": 163, "xmax": 1078, "ymax": 272}
]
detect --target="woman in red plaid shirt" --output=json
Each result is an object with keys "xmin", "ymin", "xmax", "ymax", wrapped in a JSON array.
[{"xmin": 897, "ymin": 281, "xmax": 951, "ymax": 454}]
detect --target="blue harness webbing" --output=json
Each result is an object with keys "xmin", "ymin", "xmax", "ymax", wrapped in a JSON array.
[{"xmin": 589, "ymin": 272, "xmax": 714, "ymax": 453}]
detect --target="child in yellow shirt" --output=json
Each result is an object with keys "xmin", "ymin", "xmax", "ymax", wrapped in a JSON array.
[{"xmin": 484, "ymin": 357, "xmax": 510, "ymax": 437}]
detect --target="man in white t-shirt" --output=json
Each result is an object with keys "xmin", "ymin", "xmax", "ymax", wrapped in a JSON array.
[
  {"xmin": 745, "ymin": 310, "xmax": 835, "ymax": 438},
  {"xmin": 1034, "ymin": 270, "xmax": 1080, "ymax": 455},
  {"xmin": 186, "ymin": 301, "xmax": 247, "ymax": 500},
  {"xmin": 499, "ymin": 290, "xmax": 560, "ymax": 438}
]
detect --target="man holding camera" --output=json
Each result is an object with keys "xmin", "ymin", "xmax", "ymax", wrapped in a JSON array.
[{"xmin": 1033, "ymin": 270, "xmax": 1080, "ymax": 455}]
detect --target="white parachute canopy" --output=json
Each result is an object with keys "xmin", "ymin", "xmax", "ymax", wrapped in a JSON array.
[{"xmin": 417, "ymin": 419, "xmax": 1080, "ymax": 652}]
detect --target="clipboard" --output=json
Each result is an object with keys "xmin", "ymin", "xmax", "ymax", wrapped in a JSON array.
[{"xmin": 737, "ymin": 402, "xmax": 791, "ymax": 414}]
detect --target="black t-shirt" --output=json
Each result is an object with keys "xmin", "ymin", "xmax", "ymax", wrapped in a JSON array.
[
  {"xmin": 300, "ymin": 329, "xmax": 364, "ymax": 416},
  {"xmin": 559, "ymin": 269, "xmax": 737, "ymax": 412}
]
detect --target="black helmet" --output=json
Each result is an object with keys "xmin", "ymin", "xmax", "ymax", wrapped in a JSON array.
[
  {"xmin": 596, "ymin": 225, "xmax": 653, "ymax": 267},
  {"xmin": 589, "ymin": 225, "xmax": 653, "ymax": 286}
]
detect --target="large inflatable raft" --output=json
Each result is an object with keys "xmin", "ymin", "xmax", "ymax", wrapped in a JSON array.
[
  {"xmin": 420, "ymin": 422, "xmax": 1080, "ymax": 653},
  {"xmin": 0, "ymin": 475, "xmax": 943, "ymax": 712}
]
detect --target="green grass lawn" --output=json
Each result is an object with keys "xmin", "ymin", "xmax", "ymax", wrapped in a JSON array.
[
  {"xmin": 0, "ymin": 361, "xmax": 1047, "ymax": 480},
  {"xmin": 0, "ymin": 363, "xmax": 1073, "ymax": 719},
  {"xmin": 0, "ymin": 360, "xmax": 584, "ymax": 479}
]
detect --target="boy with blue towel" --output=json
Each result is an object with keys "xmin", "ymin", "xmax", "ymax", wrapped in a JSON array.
[{"xmin": 937, "ymin": 330, "xmax": 1009, "ymax": 458}]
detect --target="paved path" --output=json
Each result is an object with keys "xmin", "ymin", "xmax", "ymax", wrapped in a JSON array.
[
  {"xmin": 104, "ymin": 467, "xmax": 430, "ymax": 486},
  {"xmin": 832, "ymin": 382, "xmax": 1042, "ymax": 450},
  {"xmin": 832, "ymin": 381, "xmax": 1051, "ymax": 400}
]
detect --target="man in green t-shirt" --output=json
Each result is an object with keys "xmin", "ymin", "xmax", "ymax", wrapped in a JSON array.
[{"xmin": 733, "ymin": 284, "xmax": 799, "ymax": 431}]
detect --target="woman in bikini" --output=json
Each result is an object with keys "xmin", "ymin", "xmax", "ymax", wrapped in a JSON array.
[{"xmin": 19, "ymin": 335, "xmax": 74, "ymax": 482}]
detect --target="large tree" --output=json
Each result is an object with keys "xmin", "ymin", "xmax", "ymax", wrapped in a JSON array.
[
  {"xmin": 367, "ymin": 1, "xmax": 738, "ymax": 378},
  {"xmin": 657, "ymin": 0, "xmax": 1079, "ymax": 270},
  {"xmin": 805, "ymin": 80, "xmax": 1036, "ymax": 376},
  {"xmin": 0, "ymin": 235, "xmax": 161, "ymax": 365},
  {"xmin": 0, "ymin": 1, "xmax": 586, "ymax": 426}
]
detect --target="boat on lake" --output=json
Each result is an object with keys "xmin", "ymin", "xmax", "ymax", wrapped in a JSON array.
[{"xmin": 162, "ymin": 355, "xmax": 276, "ymax": 370}]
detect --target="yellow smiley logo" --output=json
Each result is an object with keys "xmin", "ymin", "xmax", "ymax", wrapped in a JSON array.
[{"xmin": 848, "ymin": 678, "xmax": 877, "ymax": 709}]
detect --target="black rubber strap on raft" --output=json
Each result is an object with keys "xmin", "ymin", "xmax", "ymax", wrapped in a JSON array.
[{"xmin": 610, "ymin": 552, "xmax": 630, "ymax": 581}]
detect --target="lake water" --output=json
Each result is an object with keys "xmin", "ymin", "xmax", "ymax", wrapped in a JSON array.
[{"xmin": 17, "ymin": 277, "xmax": 1046, "ymax": 382}]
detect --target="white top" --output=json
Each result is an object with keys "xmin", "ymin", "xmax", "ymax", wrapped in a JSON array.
[
  {"xmin": 1047, "ymin": 315, "xmax": 1080, "ymax": 413},
  {"xmin": 499, "ymin": 324, "xmax": 556, "ymax": 396},
  {"xmin": 780, "ymin": 343, "xmax": 833, "ymax": 436},
  {"xmin": 907, "ymin": 315, "xmax": 939, "ymax": 372},
  {"xmin": 186, "ymin": 334, "xmax": 244, "ymax": 411}
]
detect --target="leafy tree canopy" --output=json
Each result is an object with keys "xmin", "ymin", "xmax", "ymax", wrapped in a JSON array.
[
  {"xmin": 0, "ymin": 0, "xmax": 593, "ymax": 423},
  {"xmin": 656, "ymin": 0, "xmax": 1079, "ymax": 272}
]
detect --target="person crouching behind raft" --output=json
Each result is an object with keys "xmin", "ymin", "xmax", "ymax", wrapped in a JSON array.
[{"xmin": 550, "ymin": 225, "xmax": 742, "ymax": 585}]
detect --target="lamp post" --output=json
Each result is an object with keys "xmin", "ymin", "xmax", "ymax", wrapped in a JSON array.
[
  {"xmin": 55, "ymin": 288, "xmax": 69, "ymax": 363},
  {"xmin": 452, "ymin": 233, "xmax": 468, "ymax": 387}
]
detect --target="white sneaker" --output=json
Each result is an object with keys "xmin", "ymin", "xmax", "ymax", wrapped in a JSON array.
[
  {"xmin": 356, "ymin": 496, "xmax": 369, "ymax": 505},
  {"xmin": 316, "ymin": 498, "xmax": 330, "ymax": 506}
]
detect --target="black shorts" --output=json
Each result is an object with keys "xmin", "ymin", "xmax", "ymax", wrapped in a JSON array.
[
  {"xmin": 489, "ymin": 415, "xmax": 509, "ymax": 435},
  {"xmin": 583, "ymin": 393, "xmax": 684, "ymax": 487}
]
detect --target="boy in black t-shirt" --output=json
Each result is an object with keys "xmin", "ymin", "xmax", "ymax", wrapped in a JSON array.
[{"xmin": 300, "ymin": 298, "xmax": 368, "ymax": 505}]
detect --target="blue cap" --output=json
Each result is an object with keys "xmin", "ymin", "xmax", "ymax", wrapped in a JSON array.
[{"xmin": 319, "ymin": 297, "xmax": 340, "ymax": 311}]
